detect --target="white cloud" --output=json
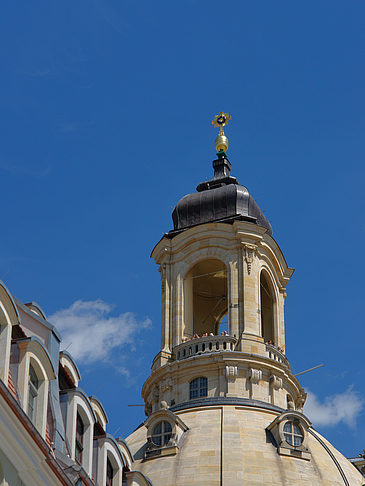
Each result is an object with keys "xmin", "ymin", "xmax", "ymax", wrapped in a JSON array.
[
  {"xmin": 49, "ymin": 299, "xmax": 151, "ymax": 364},
  {"xmin": 304, "ymin": 387, "xmax": 364, "ymax": 428}
]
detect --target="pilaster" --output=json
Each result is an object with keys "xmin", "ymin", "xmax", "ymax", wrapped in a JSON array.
[{"xmin": 242, "ymin": 244, "xmax": 260, "ymax": 336}]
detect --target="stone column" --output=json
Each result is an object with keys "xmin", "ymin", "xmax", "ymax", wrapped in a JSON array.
[
  {"xmin": 160, "ymin": 263, "xmax": 171, "ymax": 352},
  {"xmin": 228, "ymin": 257, "xmax": 239, "ymax": 340},
  {"xmin": 278, "ymin": 289, "xmax": 286, "ymax": 351},
  {"xmin": 174, "ymin": 273, "xmax": 184, "ymax": 348},
  {"xmin": 237, "ymin": 245, "xmax": 245, "ymax": 346},
  {"xmin": 242, "ymin": 244, "xmax": 261, "ymax": 336}
]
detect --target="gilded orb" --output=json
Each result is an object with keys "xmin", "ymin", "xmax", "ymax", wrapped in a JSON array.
[{"xmin": 215, "ymin": 132, "xmax": 229, "ymax": 153}]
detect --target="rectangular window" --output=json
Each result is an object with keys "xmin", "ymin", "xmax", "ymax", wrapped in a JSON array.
[
  {"xmin": 75, "ymin": 413, "xmax": 84, "ymax": 464},
  {"xmin": 190, "ymin": 377, "xmax": 208, "ymax": 399}
]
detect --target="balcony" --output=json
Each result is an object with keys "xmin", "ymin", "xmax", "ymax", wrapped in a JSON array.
[
  {"xmin": 174, "ymin": 335, "xmax": 237, "ymax": 361},
  {"xmin": 265, "ymin": 343, "xmax": 289, "ymax": 368},
  {"xmin": 172, "ymin": 335, "xmax": 289, "ymax": 369}
]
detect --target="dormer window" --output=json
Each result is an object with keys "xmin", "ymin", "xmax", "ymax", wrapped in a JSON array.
[
  {"xmin": 60, "ymin": 389, "xmax": 95, "ymax": 476},
  {"xmin": 27, "ymin": 364, "xmax": 39, "ymax": 422},
  {"xmin": 144, "ymin": 410, "xmax": 188, "ymax": 459},
  {"xmin": 75, "ymin": 413, "xmax": 84, "ymax": 464},
  {"xmin": 190, "ymin": 377, "xmax": 208, "ymax": 399},
  {"xmin": 267, "ymin": 411, "xmax": 311, "ymax": 461}
]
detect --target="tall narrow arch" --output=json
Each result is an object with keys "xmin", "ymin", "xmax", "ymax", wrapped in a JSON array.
[
  {"xmin": 184, "ymin": 259, "xmax": 227, "ymax": 337},
  {"xmin": 260, "ymin": 270, "xmax": 275, "ymax": 343}
]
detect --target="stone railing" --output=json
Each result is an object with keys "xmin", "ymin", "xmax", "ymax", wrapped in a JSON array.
[
  {"xmin": 174, "ymin": 335, "xmax": 237, "ymax": 361},
  {"xmin": 265, "ymin": 344, "xmax": 289, "ymax": 368}
]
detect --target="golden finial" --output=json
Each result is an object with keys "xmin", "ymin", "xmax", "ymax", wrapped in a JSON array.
[{"xmin": 212, "ymin": 111, "xmax": 231, "ymax": 153}]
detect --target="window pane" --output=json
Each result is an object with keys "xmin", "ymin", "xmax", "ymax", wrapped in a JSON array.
[
  {"xmin": 75, "ymin": 413, "xmax": 84, "ymax": 463},
  {"xmin": 152, "ymin": 434, "xmax": 162, "ymax": 446},
  {"xmin": 163, "ymin": 432, "xmax": 171, "ymax": 445},
  {"xmin": 283, "ymin": 422, "xmax": 292, "ymax": 433},
  {"xmin": 199, "ymin": 386, "xmax": 207, "ymax": 397},
  {"xmin": 293, "ymin": 424, "xmax": 301, "ymax": 435},
  {"xmin": 163, "ymin": 421, "xmax": 172, "ymax": 434},
  {"xmin": 27, "ymin": 392, "xmax": 35, "ymax": 421},
  {"xmin": 153, "ymin": 422, "xmax": 162, "ymax": 435},
  {"xmin": 190, "ymin": 389, "xmax": 198, "ymax": 399},
  {"xmin": 29, "ymin": 365, "xmax": 39, "ymax": 389},
  {"xmin": 294, "ymin": 435, "xmax": 303, "ymax": 446},
  {"xmin": 28, "ymin": 366, "xmax": 39, "ymax": 422},
  {"xmin": 284, "ymin": 433, "xmax": 292, "ymax": 445}
]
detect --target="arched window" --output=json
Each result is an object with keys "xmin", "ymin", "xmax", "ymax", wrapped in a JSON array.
[
  {"xmin": 184, "ymin": 259, "xmax": 227, "ymax": 337},
  {"xmin": 75, "ymin": 412, "xmax": 84, "ymax": 464},
  {"xmin": 260, "ymin": 271, "xmax": 275, "ymax": 343},
  {"xmin": 190, "ymin": 377, "xmax": 208, "ymax": 400},
  {"xmin": 27, "ymin": 364, "xmax": 39, "ymax": 422}
]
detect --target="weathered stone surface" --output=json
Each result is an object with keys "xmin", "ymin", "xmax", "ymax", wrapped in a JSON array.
[{"xmin": 126, "ymin": 405, "xmax": 364, "ymax": 485}]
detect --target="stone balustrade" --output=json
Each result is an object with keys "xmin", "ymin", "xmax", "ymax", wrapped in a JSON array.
[
  {"xmin": 265, "ymin": 344, "xmax": 289, "ymax": 368},
  {"xmin": 174, "ymin": 335, "xmax": 237, "ymax": 361},
  {"xmin": 173, "ymin": 337, "xmax": 289, "ymax": 367}
]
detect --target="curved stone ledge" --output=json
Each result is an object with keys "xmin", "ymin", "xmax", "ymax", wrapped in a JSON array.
[
  {"xmin": 170, "ymin": 396, "xmax": 285, "ymax": 414},
  {"xmin": 174, "ymin": 335, "xmax": 237, "ymax": 361}
]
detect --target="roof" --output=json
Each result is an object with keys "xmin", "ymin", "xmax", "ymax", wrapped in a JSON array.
[{"xmin": 169, "ymin": 153, "xmax": 272, "ymax": 237}]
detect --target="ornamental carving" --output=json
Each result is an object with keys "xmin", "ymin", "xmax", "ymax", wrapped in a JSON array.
[
  {"xmin": 244, "ymin": 244, "xmax": 257, "ymax": 275},
  {"xmin": 161, "ymin": 378, "xmax": 173, "ymax": 393},
  {"xmin": 269, "ymin": 375, "xmax": 283, "ymax": 390},
  {"xmin": 248, "ymin": 368, "xmax": 262, "ymax": 384},
  {"xmin": 152, "ymin": 386, "xmax": 160, "ymax": 401},
  {"xmin": 225, "ymin": 365, "xmax": 238, "ymax": 379},
  {"xmin": 160, "ymin": 264, "xmax": 167, "ymax": 292},
  {"xmin": 296, "ymin": 391, "xmax": 307, "ymax": 411}
]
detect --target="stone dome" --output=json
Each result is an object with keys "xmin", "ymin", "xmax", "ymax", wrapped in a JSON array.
[
  {"xmin": 125, "ymin": 402, "xmax": 363, "ymax": 486},
  {"xmin": 170, "ymin": 154, "xmax": 272, "ymax": 236}
]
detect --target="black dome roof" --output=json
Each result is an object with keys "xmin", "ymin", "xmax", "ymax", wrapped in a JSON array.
[{"xmin": 169, "ymin": 154, "xmax": 272, "ymax": 237}]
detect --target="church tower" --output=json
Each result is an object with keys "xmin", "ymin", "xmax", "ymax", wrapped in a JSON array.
[{"xmin": 125, "ymin": 114, "xmax": 364, "ymax": 486}]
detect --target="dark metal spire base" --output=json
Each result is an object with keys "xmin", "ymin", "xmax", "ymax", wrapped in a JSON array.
[{"xmin": 196, "ymin": 153, "xmax": 238, "ymax": 192}]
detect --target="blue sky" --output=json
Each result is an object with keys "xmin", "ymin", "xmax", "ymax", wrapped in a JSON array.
[{"xmin": 0, "ymin": 1, "xmax": 364, "ymax": 457}]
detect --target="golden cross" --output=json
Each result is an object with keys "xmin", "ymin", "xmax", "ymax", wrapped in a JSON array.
[{"xmin": 212, "ymin": 112, "xmax": 231, "ymax": 129}]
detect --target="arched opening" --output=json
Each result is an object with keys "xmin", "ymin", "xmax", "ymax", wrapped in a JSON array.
[
  {"xmin": 184, "ymin": 259, "xmax": 227, "ymax": 337},
  {"xmin": 260, "ymin": 271, "xmax": 275, "ymax": 343}
]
